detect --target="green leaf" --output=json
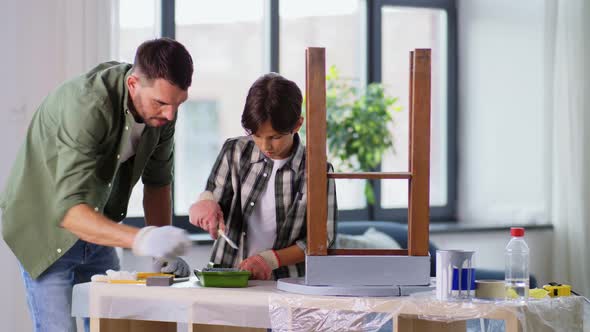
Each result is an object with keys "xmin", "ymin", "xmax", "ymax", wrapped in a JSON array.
[
  {"xmin": 305, "ymin": 64, "xmax": 402, "ymax": 205},
  {"xmin": 365, "ymin": 182, "xmax": 375, "ymax": 205}
]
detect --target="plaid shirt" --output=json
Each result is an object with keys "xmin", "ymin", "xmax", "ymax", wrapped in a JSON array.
[{"xmin": 206, "ymin": 134, "xmax": 337, "ymax": 279}]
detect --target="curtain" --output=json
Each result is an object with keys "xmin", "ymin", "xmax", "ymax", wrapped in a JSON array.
[
  {"xmin": 549, "ymin": 0, "xmax": 590, "ymax": 296},
  {"xmin": 0, "ymin": 1, "xmax": 117, "ymax": 330},
  {"xmin": 57, "ymin": 0, "xmax": 116, "ymax": 79}
]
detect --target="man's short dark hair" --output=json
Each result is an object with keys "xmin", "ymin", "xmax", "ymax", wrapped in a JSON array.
[
  {"xmin": 133, "ymin": 38, "xmax": 193, "ymax": 90},
  {"xmin": 242, "ymin": 73, "xmax": 303, "ymax": 135}
]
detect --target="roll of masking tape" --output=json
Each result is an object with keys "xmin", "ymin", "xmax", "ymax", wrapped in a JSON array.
[{"xmin": 475, "ymin": 280, "xmax": 506, "ymax": 299}]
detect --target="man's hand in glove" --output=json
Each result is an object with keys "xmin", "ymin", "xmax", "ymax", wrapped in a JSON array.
[
  {"xmin": 132, "ymin": 225, "xmax": 192, "ymax": 259},
  {"xmin": 153, "ymin": 257, "xmax": 191, "ymax": 277}
]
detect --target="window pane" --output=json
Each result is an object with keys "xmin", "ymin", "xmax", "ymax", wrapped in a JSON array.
[
  {"xmin": 117, "ymin": 0, "xmax": 160, "ymax": 217},
  {"xmin": 380, "ymin": 7, "xmax": 448, "ymax": 209},
  {"xmin": 117, "ymin": 0, "xmax": 160, "ymax": 63},
  {"xmin": 174, "ymin": 101, "xmax": 220, "ymax": 215},
  {"xmin": 174, "ymin": 0, "xmax": 265, "ymax": 215},
  {"xmin": 280, "ymin": 0, "xmax": 365, "ymax": 210}
]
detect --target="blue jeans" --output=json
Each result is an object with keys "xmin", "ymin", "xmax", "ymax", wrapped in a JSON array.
[{"xmin": 19, "ymin": 240, "xmax": 120, "ymax": 332}]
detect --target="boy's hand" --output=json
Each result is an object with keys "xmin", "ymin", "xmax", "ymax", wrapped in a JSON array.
[
  {"xmin": 238, "ymin": 250, "xmax": 280, "ymax": 280},
  {"xmin": 188, "ymin": 192, "xmax": 224, "ymax": 239}
]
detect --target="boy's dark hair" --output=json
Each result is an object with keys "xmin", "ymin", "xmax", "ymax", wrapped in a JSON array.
[
  {"xmin": 133, "ymin": 38, "xmax": 193, "ymax": 90},
  {"xmin": 242, "ymin": 73, "xmax": 303, "ymax": 135}
]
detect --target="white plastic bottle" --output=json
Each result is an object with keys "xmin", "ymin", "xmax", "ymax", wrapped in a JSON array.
[{"xmin": 505, "ymin": 227, "xmax": 530, "ymax": 302}]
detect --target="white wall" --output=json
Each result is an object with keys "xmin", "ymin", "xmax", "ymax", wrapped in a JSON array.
[
  {"xmin": 0, "ymin": 1, "xmax": 112, "ymax": 330},
  {"xmin": 1, "ymin": 1, "xmax": 62, "ymax": 329},
  {"xmin": 457, "ymin": 0, "xmax": 551, "ymax": 225},
  {"xmin": 444, "ymin": 0, "xmax": 555, "ymax": 291}
]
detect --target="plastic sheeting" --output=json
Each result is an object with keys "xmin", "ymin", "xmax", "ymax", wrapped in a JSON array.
[
  {"xmin": 72, "ymin": 279, "xmax": 589, "ymax": 331},
  {"xmin": 269, "ymin": 290, "xmax": 589, "ymax": 332},
  {"xmin": 75, "ymin": 278, "xmax": 280, "ymax": 328}
]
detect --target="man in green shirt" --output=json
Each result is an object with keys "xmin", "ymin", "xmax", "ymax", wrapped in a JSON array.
[{"xmin": 0, "ymin": 38, "xmax": 194, "ymax": 331}]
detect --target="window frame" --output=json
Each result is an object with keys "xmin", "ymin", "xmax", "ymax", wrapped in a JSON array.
[
  {"xmin": 369, "ymin": 0, "xmax": 458, "ymax": 222},
  {"xmin": 123, "ymin": 0, "xmax": 457, "ymax": 230},
  {"xmin": 124, "ymin": 0, "xmax": 200, "ymax": 231}
]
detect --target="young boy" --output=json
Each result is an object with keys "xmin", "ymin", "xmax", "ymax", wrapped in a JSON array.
[{"xmin": 189, "ymin": 73, "xmax": 337, "ymax": 280}]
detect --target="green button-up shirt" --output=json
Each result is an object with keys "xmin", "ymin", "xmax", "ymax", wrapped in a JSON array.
[{"xmin": 0, "ymin": 62, "xmax": 175, "ymax": 279}]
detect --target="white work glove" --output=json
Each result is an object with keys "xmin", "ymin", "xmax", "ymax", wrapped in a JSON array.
[
  {"xmin": 132, "ymin": 225, "xmax": 191, "ymax": 259},
  {"xmin": 188, "ymin": 191, "xmax": 225, "ymax": 239},
  {"xmin": 153, "ymin": 257, "xmax": 191, "ymax": 277}
]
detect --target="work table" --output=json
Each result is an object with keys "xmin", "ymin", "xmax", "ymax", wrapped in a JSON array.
[{"xmin": 72, "ymin": 276, "xmax": 584, "ymax": 332}]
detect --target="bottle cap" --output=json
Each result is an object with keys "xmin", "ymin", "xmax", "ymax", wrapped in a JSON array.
[{"xmin": 510, "ymin": 227, "xmax": 525, "ymax": 237}]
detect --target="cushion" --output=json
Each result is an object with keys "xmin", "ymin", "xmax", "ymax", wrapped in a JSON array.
[{"xmin": 334, "ymin": 227, "xmax": 401, "ymax": 249}]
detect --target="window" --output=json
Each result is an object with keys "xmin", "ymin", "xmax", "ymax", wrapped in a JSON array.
[
  {"xmin": 372, "ymin": 0, "xmax": 456, "ymax": 221},
  {"xmin": 116, "ymin": 0, "xmax": 456, "ymax": 229},
  {"xmin": 117, "ymin": 0, "xmax": 161, "ymax": 218},
  {"xmin": 116, "ymin": 0, "xmax": 160, "ymax": 64},
  {"xmin": 279, "ymin": 0, "xmax": 366, "ymax": 211},
  {"xmin": 174, "ymin": 0, "xmax": 265, "ymax": 218},
  {"xmin": 174, "ymin": 100, "xmax": 219, "ymax": 215}
]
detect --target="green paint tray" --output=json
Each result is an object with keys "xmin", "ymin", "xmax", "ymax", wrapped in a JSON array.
[{"xmin": 194, "ymin": 268, "xmax": 251, "ymax": 288}]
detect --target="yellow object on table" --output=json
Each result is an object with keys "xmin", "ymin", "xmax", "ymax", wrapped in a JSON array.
[
  {"xmin": 529, "ymin": 288, "xmax": 549, "ymax": 299},
  {"xmin": 505, "ymin": 287, "xmax": 549, "ymax": 299},
  {"xmin": 136, "ymin": 272, "xmax": 175, "ymax": 279},
  {"xmin": 92, "ymin": 271, "xmax": 175, "ymax": 284},
  {"xmin": 107, "ymin": 279, "xmax": 146, "ymax": 284},
  {"xmin": 543, "ymin": 283, "xmax": 572, "ymax": 297},
  {"xmin": 108, "ymin": 272, "xmax": 175, "ymax": 284}
]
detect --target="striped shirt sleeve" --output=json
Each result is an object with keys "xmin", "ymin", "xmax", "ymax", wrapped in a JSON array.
[{"xmin": 205, "ymin": 138, "xmax": 236, "ymax": 215}]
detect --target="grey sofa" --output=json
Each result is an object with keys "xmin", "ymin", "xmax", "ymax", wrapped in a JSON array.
[{"xmin": 336, "ymin": 221, "xmax": 537, "ymax": 288}]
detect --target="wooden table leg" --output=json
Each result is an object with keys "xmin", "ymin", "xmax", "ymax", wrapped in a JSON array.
[
  {"xmin": 504, "ymin": 314, "xmax": 522, "ymax": 332},
  {"xmin": 188, "ymin": 324, "xmax": 266, "ymax": 332},
  {"xmin": 395, "ymin": 315, "xmax": 466, "ymax": 332},
  {"xmin": 90, "ymin": 318, "xmax": 176, "ymax": 332},
  {"xmin": 90, "ymin": 318, "xmax": 100, "ymax": 332}
]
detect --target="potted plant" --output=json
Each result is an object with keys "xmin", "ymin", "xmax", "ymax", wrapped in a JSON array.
[{"xmin": 303, "ymin": 65, "xmax": 402, "ymax": 205}]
